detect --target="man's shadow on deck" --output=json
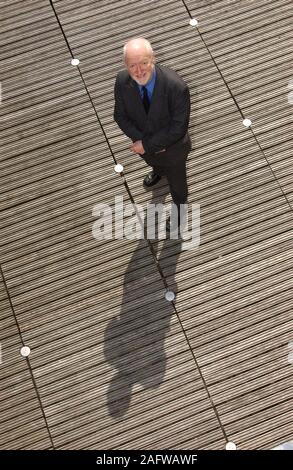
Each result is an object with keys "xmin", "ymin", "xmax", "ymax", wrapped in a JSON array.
[{"xmin": 104, "ymin": 184, "xmax": 182, "ymax": 418}]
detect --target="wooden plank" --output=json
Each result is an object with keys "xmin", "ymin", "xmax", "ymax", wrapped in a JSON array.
[
  {"xmin": 228, "ymin": 410, "xmax": 293, "ymax": 449},
  {"xmin": 177, "ymin": 270, "xmax": 292, "ymax": 322},
  {"xmin": 217, "ymin": 375, "xmax": 292, "ymax": 416},
  {"xmin": 0, "ymin": 336, "xmax": 51, "ymax": 450},
  {"xmin": 221, "ymin": 387, "xmax": 293, "ymax": 426},
  {"xmin": 1, "ymin": 4, "xmax": 53, "ymax": 32},
  {"xmin": 0, "ymin": 427, "xmax": 51, "ymax": 451},
  {"xmin": 55, "ymin": 406, "xmax": 219, "ymax": 449},
  {"xmin": 186, "ymin": 1, "xmax": 293, "ymax": 42}
]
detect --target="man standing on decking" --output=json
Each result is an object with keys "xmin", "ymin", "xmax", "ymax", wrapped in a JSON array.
[{"xmin": 114, "ymin": 37, "xmax": 191, "ymax": 230}]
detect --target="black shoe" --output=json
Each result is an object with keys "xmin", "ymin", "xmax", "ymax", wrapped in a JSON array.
[{"xmin": 143, "ymin": 171, "xmax": 161, "ymax": 188}]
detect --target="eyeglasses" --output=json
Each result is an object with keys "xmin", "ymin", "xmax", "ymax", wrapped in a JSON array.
[{"xmin": 127, "ymin": 59, "xmax": 153, "ymax": 70}]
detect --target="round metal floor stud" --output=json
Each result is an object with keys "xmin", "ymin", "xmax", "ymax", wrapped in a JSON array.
[
  {"xmin": 165, "ymin": 290, "xmax": 175, "ymax": 301},
  {"xmin": 71, "ymin": 58, "xmax": 80, "ymax": 66},
  {"xmin": 189, "ymin": 18, "xmax": 198, "ymax": 26},
  {"xmin": 114, "ymin": 164, "xmax": 124, "ymax": 174},
  {"xmin": 226, "ymin": 442, "xmax": 237, "ymax": 450},
  {"xmin": 20, "ymin": 346, "xmax": 31, "ymax": 357},
  {"xmin": 243, "ymin": 118, "xmax": 252, "ymax": 127}
]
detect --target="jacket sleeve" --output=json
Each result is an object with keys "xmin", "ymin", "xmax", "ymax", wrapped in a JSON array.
[
  {"xmin": 142, "ymin": 85, "xmax": 190, "ymax": 154},
  {"xmin": 114, "ymin": 77, "xmax": 143, "ymax": 142}
]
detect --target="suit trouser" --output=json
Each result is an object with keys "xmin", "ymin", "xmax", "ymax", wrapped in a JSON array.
[{"xmin": 152, "ymin": 160, "xmax": 188, "ymax": 207}]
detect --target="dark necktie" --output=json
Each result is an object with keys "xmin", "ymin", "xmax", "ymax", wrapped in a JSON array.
[{"xmin": 142, "ymin": 86, "xmax": 150, "ymax": 113}]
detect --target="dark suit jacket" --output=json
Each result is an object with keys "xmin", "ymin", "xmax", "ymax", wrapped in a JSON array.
[{"xmin": 114, "ymin": 64, "xmax": 191, "ymax": 167}]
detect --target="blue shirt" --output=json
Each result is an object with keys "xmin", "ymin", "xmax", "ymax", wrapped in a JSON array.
[{"xmin": 138, "ymin": 69, "xmax": 156, "ymax": 101}]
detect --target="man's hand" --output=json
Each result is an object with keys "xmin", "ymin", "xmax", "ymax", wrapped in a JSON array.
[{"xmin": 130, "ymin": 140, "xmax": 145, "ymax": 155}]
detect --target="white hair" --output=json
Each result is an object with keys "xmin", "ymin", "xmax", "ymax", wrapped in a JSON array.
[{"xmin": 123, "ymin": 37, "xmax": 154, "ymax": 59}]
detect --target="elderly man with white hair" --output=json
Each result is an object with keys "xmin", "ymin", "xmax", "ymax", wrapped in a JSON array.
[{"xmin": 114, "ymin": 37, "xmax": 191, "ymax": 228}]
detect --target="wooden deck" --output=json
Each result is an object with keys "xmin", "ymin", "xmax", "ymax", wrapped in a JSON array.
[{"xmin": 0, "ymin": 0, "xmax": 292, "ymax": 450}]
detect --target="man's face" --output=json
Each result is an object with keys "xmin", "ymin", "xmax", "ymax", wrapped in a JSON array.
[{"xmin": 125, "ymin": 51, "xmax": 155, "ymax": 85}]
